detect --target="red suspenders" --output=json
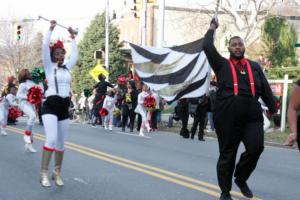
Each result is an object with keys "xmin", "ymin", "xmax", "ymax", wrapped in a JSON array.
[{"xmin": 228, "ymin": 59, "xmax": 255, "ymax": 96}]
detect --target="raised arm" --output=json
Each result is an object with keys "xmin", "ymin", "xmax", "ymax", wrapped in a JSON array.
[
  {"xmin": 202, "ymin": 18, "xmax": 225, "ymax": 72},
  {"xmin": 42, "ymin": 30, "xmax": 52, "ymax": 72},
  {"xmin": 66, "ymin": 27, "xmax": 78, "ymax": 70}
]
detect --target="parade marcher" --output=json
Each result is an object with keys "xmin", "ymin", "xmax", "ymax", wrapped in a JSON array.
[
  {"xmin": 190, "ymin": 96, "xmax": 209, "ymax": 141},
  {"xmin": 135, "ymin": 81, "xmax": 143, "ymax": 132},
  {"xmin": 17, "ymin": 69, "xmax": 41, "ymax": 153},
  {"xmin": 102, "ymin": 90, "xmax": 115, "ymax": 131},
  {"xmin": 122, "ymin": 81, "xmax": 138, "ymax": 132},
  {"xmin": 203, "ymin": 18, "xmax": 277, "ymax": 200},
  {"xmin": 87, "ymin": 89, "xmax": 96, "ymax": 123},
  {"xmin": 2, "ymin": 76, "xmax": 18, "ymax": 125},
  {"xmin": 40, "ymin": 20, "xmax": 78, "ymax": 187},
  {"xmin": 286, "ymin": 79, "xmax": 300, "ymax": 149},
  {"xmin": 91, "ymin": 74, "xmax": 114, "ymax": 127},
  {"xmin": 135, "ymin": 84, "xmax": 151, "ymax": 136},
  {"xmin": 150, "ymin": 91, "xmax": 159, "ymax": 131},
  {"xmin": 0, "ymin": 86, "xmax": 18, "ymax": 135}
]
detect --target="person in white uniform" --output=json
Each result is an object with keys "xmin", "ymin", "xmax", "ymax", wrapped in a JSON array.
[
  {"xmin": 16, "ymin": 69, "xmax": 41, "ymax": 153},
  {"xmin": 40, "ymin": 20, "xmax": 78, "ymax": 187},
  {"xmin": 0, "ymin": 86, "xmax": 18, "ymax": 135}
]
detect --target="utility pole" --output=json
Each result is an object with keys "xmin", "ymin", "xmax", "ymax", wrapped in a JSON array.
[
  {"xmin": 105, "ymin": 0, "xmax": 110, "ymax": 81},
  {"xmin": 158, "ymin": 0, "xmax": 165, "ymax": 47},
  {"xmin": 141, "ymin": 0, "xmax": 147, "ymax": 46}
]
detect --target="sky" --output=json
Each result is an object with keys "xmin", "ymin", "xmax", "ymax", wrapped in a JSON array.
[
  {"xmin": 1, "ymin": 0, "xmax": 298, "ymax": 39},
  {"xmin": 0, "ymin": 0, "xmax": 214, "ymax": 39}
]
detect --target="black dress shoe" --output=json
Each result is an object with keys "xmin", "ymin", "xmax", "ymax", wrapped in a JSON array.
[
  {"xmin": 219, "ymin": 192, "xmax": 233, "ymax": 200},
  {"xmin": 190, "ymin": 133, "xmax": 195, "ymax": 139},
  {"xmin": 234, "ymin": 179, "xmax": 253, "ymax": 198}
]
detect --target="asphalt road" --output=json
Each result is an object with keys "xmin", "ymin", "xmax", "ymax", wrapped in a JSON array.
[{"xmin": 0, "ymin": 118, "xmax": 299, "ymax": 200}]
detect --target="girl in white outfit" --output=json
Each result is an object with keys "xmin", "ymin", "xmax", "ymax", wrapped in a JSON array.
[
  {"xmin": 40, "ymin": 20, "xmax": 78, "ymax": 187},
  {"xmin": 16, "ymin": 69, "xmax": 40, "ymax": 153},
  {"xmin": 0, "ymin": 86, "xmax": 18, "ymax": 136},
  {"xmin": 135, "ymin": 84, "xmax": 151, "ymax": 136},
  {"xmin": 102, "ymin": 90, "xmax": 115, "ymax": 131}
]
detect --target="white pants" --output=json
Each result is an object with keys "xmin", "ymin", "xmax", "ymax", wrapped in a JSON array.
[
  {"xmin": 0, "ymin": 104, "xmax": 8, "ymax": 128},
  {"xmin": 19, "ymin": 101, "xmax": 36, "ymax": 127},
  {"xmin": 42, "ymin": 114, "xmax": 69, "ymax": 151},
  {"xmin": 104, "ymin": 109, "xmax": 113, "ymax": 125}
]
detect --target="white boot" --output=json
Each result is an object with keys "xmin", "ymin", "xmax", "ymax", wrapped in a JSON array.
[
  {"xmin": 146, "ymin": 123, "xmax": 151, "ymax": 133},
  {"xmin": 139, "ymin": 128, "xmax": 144, "ymax": 136},
  {"xmin": 104, "ymin": 124, "xmax": 108, "ymax": 130},
  {"xmin": 109, "ymin": 125, "xmax": 112, "ymax": 131},
  {"xmin": 1, "ymin": 129, "xmax": 8, "ymax": 136},
  {"xmin": 25, "ymin": 143, "xmax": 37, "ymax": 153},
  {"xmin": 24, "ymin": 135, "xmax": 31, "ymax": 144}
]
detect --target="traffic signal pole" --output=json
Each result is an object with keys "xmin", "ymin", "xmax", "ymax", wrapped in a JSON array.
[
  {"xmin": 158, "ymin": 0, "xmax": 165, "ymax": 47},
  {"xmin": 105, "ymin": 0, "xmax": 110, "ymax": 81},
  {"xmin": 141, "ymin": 0, "xmax": 147, "ymax": 46}
]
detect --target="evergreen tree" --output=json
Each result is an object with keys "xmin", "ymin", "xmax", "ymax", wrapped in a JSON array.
[
  {"xmin": 262, "ymin": 16, "xmax": 298, "ymax": 67},
  {"xmin": 72, "ymin": 13, "xmax": 126, "ymax": 94}
]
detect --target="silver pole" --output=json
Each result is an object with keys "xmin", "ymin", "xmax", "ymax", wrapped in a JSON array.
[
  {"xmin": 141, "ymin": 0, "xmax": 147, "ymax": 46},
  {"xmin": 105, "ymin": 0, "xmax": 110, "ymax": 81},
  {"xmin": 158, "ymin": 0, "xmax": 165, "ymax": 47},
  {"xmin": 280, "ymin": 74, "xmax": 289, "ymax": 132}
]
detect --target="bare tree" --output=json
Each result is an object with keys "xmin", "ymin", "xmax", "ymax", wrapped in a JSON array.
[
  {"xmin": 219, "ymin": 0, "xmax": 277, "ymax": 46},
  {"xmin": 0, "ymin": 18, "xmax": 43, "ymax": 81}
]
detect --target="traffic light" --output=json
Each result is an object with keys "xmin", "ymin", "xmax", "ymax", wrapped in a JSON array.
[
  {"xmin": 16, "ymin": 25, "xmax": 22, "ymax": 41},
  {"xmin": 132, "ymin": 0, "xmax": 142, "ymax": 18}
]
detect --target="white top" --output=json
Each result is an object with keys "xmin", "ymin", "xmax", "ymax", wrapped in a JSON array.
[
  {"xmin": 0, "ymin": 94, "xmax": 17, "ymax": 109},
  {"xmin": 87, "ymin": 94, "xmax": 95, "ymax": 110},
  {"xmin": 42, "ymin": 30, "xmax": 78, "ymax": 98},
  {"xmin": 16, "ymin": 80, "xmax": 36, "ymax": 101},
  {"xmin": 103, "ymin": 95, "xmax": 115, "ymax": 110},
  {"xmin": 6, "ymin": 94, "xmax": 18, "ymax": 107},
  {"xmin": 78, "ymin": 93, "xmax": 87, "ymax": 109},
  {"xmin": 138, "ymin": 91, "xmax": 149, "ymax": 105}
]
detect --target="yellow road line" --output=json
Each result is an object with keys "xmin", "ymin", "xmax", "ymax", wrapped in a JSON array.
[{"xmin": 7, "ymin": 126, "xmax": 262, "ymax": 200}]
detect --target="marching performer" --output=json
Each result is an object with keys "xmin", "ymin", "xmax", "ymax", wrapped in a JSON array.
[
  {"xmin": 135, "ymin": 84, "xmax": 151, "ymax": 136},
  {"xmin": 40, "ymin": 20, "xmax": 78, "ymax": 187},
  {"xmin": 203, "ymin": 18, "xmax": 277, "ymax": 200},
  {"xmin": 122, "ymin": 81, "xmax": 138, "ymax": 132},
  {"xmin": 16, "ymin": 69, "xmax": 41, "ymax": 153},
  {"xmin": 102, "ymin": 90, "xmax": 116, "ymax": 131},
  {"xmin": 0, "ymin": 86, "xmax": 18, "ymax": 135}
]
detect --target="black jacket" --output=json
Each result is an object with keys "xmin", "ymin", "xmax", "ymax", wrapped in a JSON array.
[{"xmin": 203, "ymin": 29, "xmax": 277, "ymax": 113}]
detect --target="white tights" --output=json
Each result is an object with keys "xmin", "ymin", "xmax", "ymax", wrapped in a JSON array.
[
  {"xmin": 19, "ymin": 101, "xmax": 36, "ymax": 131},
  {"xmin": 0, "ymin": 105, "xmax": 8, "ymax": 128},
  {"xmin": 42, "ymin": 114, "xmax": 69, "ymax": 151}
]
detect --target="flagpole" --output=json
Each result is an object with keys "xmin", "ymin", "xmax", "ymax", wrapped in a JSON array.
[{"xmin": 105, "ymin": 0, "xmax": 110, "ymax": 81}]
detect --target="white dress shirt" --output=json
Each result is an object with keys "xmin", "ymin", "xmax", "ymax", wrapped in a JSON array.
[
  {"xmin": 42, "ymin": 30, "xmax": 78, "ymax": 98},
  {"xmin": 16, "ymin": 80, "xmax": 36, "ymax": 101}
]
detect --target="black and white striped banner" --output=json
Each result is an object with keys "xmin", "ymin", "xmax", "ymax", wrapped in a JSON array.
[{"xmin": 130, "ymin": 38, "xmax": 211, "ymax": 103}]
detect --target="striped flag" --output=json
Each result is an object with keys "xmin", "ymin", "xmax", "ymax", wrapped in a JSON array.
[{"xmin": 129, "ymin": 38, "xmax": 211, "ymax": 103}]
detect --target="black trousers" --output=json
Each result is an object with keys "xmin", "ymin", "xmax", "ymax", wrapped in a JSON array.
[
  {"xmin": 191, "ymin": 104, "xmax": 208, "ymax": 139},
  {"xmin": 137, "ymin": 114, "xmax": 142, "ymax": 131},
  {"xmin": 150, "ymin": 109, "xmax": 158, "ymax": 129},
  {"xmin": 122, "ymin": 106, "xmax": 136, "ymax": 131},
  {"xmin": 214, "ymin": 95, "xmax": 264, "ymax": 192}
]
